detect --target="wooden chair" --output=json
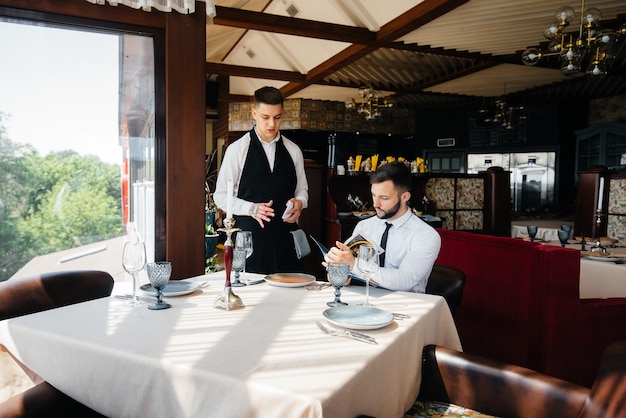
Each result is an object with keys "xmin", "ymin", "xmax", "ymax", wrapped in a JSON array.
[
  {"xmin": 412, "ymin": 341, "xmax": 626, "ymax": 418},
  {"xmin": 0, "ymin": 270, "xmax": 113, "ymax": 418},
  {"xmin": 425, "ymin": 265, "xmax": 465, "ymax": 317}
]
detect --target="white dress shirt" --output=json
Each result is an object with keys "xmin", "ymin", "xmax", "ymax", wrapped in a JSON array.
[
  {"xmin": 351, "ymin": 209, "xmax": 441, "ymax": 293},
  {"xmin": 214, "ymin": 129, "xmax": 309, "ymax": 216}
]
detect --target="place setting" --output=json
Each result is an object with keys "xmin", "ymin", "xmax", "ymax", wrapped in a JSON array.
[{"xmin": 313, "ymin": 256, "xmax": 406, "ymax": 345}]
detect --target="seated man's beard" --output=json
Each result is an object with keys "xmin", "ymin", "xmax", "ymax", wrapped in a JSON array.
[{"xmin": 376, "ymin": 200, "xmax": 400, "ymax": 219}]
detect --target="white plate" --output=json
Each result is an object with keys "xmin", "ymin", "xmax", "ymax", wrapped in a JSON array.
[
  {"xmin": 264, "ymin": 273, "xmax": 316, "ymax": 288},
  {"xmin": 585, "ymin": 255, "xmax": 625, "ymax": 263},
  {"xmin": 323, "ymin": 305, "xmax": 394, "ymax": 330},
  {"xmin": 140, "ymin": 281, "xmax": 201, "ymax": 296}
]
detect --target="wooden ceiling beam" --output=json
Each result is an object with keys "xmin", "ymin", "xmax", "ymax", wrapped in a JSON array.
[
  {"xmin": 205, "ymin": 62, "xmax": 305, "ymax": 82},
  {"xmin": 280, "ymin": 0, "xmax": 470, "ymax": 97},
  {"xmin": 375, "ymin": 0, "xmax": 470, "ymax": 43},
  {"xmin": 213, "ymin": 5, "xmax": 376, "ymax": 45}
]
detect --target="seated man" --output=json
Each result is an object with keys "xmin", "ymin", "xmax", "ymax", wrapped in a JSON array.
[{"xmin": 324, "ymin": 162, "xmax": 440, "ymax": 293}]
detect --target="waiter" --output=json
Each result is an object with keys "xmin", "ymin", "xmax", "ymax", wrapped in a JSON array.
[{"xmin": 214, "ymin": 86, "xmax": 309, "ymax": 274}]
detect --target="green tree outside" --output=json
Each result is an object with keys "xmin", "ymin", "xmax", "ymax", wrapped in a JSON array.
[{"xmin": 0, "ymin": 114, "xmax": 123, "ymax": 281}]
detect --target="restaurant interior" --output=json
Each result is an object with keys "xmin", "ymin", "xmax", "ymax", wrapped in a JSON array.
[{"xmin": 1, "ymin": 0, "xmax": 626, "ymax": 416}]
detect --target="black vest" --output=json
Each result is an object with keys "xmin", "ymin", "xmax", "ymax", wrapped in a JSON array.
[{"xmin": 235, "ymin": 129, "xmax": 300, "ymax": 274}]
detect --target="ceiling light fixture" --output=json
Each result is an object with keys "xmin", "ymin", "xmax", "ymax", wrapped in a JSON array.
[
  {"xmin": 344, "ymin": 85, "xmax": 393, "ymax": 120},
  {"xmin": 521, "ymin": 0, "xmax": 626, "ymax": 77},
  {"xmin": 478, "ymin": 84, "xmax": 526, "ymax": 130}
]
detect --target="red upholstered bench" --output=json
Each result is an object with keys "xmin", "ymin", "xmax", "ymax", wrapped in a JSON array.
[{"xmin": 435, "ymin": 228, "xmax": 626, "ymax": 387}]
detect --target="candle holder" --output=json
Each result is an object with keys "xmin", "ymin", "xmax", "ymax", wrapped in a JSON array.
[
  {"xmin": 594, "ymin": 210, "xmax": 606, "ymax": 238},
  {"xmin": 215, "ymin": 217, "xmax": 244, "ymax": 311}
]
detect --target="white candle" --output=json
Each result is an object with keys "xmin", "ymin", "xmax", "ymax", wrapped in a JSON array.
[
  {"xmin": 226, "ymin": 180, "xmax": 234, "ymax": 219},
  {"xmin": 598, "ymin": 177, "xmax": 604, "ymax": 211}
]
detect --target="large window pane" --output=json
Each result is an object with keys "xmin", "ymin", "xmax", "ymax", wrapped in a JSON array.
[{"xmin": 0, "ymin": 15, "xmax": 156, "ymax": 281}]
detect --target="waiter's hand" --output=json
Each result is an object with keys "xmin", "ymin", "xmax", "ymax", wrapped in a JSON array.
[
  {"xmin": 249, "ymin": 200, "xmax": 274, "ymax": 228},
  {"xmin": 282, "ymin": 198, "xmax": 303, "ymax": 223}
]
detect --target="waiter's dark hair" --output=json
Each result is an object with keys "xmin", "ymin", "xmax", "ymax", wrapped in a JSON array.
[
  {"xmin": 370, "ymin": 162, "xmax": 412, "ymax": 192},
  {"xmin": 254, "ymin": 86, "xmax": 284, "ymax": 106}
]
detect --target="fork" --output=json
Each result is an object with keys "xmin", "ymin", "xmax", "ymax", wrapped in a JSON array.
[{"xmin": 315, "ymin": 321, "xmax": 377, "ymax": 344}]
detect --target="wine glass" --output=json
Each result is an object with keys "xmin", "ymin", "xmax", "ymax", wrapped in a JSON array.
[
  {"xmin": 146, "ymin": 261, "xmax": 172, "ymax": 310},
  {"xmin": 235, "ymin": 231, "xmax": 253, "ymax": 283},
  {"xmin": 527, "ymin": 225, "xmax": 538, "ymax": 242},
  {"xmin": 326, "ymin": 262, "xmax": 350, "ymax": 307},
  {"xmin": 357, "ymin": 244, "xmax": 379, "ymax": 306},
  {"xmin": 558, "ymin": 229, "xmax": 570, "ymax": 247},
  {"xmin": 122, "ymin": 241, "xmax": 146, "ymax": 307},
  {"xmin": 231, "ymin": 248, "xmax": 247, "ymax": 287}
]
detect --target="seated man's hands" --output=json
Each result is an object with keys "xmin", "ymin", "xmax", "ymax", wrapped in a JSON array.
[{"xmin": 323, "ymin": 241, "xmax": 356, "ymax": 272}]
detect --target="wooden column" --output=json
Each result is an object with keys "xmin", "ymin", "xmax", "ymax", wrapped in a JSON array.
[{"xmin": 575, "ymin": 166, "xmax": 609, "ymax": 239}]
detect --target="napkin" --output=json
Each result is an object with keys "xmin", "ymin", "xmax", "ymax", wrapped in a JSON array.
[{"xmin": 291, "ymin": 229, "xmax": 311, "ymax": 259}]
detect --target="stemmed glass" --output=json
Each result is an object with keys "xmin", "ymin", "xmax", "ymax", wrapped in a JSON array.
[
  {"xmin": 557, "ymin": 229, "xmax": 570, "ymax": 247},
  {"xmin": 527, "ymin": 225, "xmax": 538, "ymax": 242},
  {"xmin": 235, "ymin": 231, "xmax": 253, "ymax": 284},
  {"xmin": 326, "ymin": 262, "xmax": 350, "ymax": 307},
  {"xmin": 146, "ymin": 261, "xmax": 172, "ymax": 310},
  {"xmin": 357, "ymin": 244, "xmax": 379, "ymax": 306},
  {"xmin": 231, "ymin": 248, "xmax": 247, "ymax": 287},
  {"xmin": 122, "ymin": 240, "xmax": 146, "ymax": 307}
]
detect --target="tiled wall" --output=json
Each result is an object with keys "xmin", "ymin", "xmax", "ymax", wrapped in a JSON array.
[
  {"xmin": 607, "ymin": 178, "xmax": 626, "ymax": 241},
  {"xmin": 228, "ymin": 98, "xmax": 416, "ymax": 135},
  {"xmin": 425, "ymin": 177, "xmax": 485, "ymax": 230}
]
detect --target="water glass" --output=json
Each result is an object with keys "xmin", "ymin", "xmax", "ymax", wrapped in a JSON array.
[
  {"xmin": 146, "ymin": 261, "xmax": 172, "ymax": 310},
  {"xmin": 557, "ymin": 229, "xmax": 570, "ymax": 247},
  {"xmin": 326, "ymin": 262, "xmax": 350, "ymax": 307},
  {"xmin": 357, "ymin": 244, "xmax": 379, "ymax": 306},
  {"xmin": 527, "ymin": 225, "xmax": 538, "ymax": 241},
  {"xmin": 232, "ymin": 248, "xmax": 247, "ymax": 287}
]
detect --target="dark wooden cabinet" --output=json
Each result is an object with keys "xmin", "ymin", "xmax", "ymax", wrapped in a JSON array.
[
  {"xmin": 575, "ymin": 166, "xmax": 614, "ymax": 239},
  {"xmin": 300, "ymin": 160, "xmax": 325, "ymax": 277}
]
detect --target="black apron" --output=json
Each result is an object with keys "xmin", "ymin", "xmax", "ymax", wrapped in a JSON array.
[{"xmin": 235, "ymin": 129, "xmax": 301, "ymax": 274}]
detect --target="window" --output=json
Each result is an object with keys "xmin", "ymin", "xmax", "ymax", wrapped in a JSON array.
[{"xmin": 0, "ymin": 9, "xmax": 163, "ymax": 281}]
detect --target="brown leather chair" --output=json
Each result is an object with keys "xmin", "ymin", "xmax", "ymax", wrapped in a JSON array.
[
  {"xmin": 0, "ymin": 270, "xmax": 113, "ymax": 418},
  {"xmin": 425, "ymin": 265, "xmax": 465, "ymax": 317},
  {"xmin": 416, "ymin": 341, "xmax": 626, "ymax": 418}
]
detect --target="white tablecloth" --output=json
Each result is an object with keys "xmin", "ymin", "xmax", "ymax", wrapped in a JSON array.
[
  {"xmin": 0, "ymin": 272, "xmax": 461, "ymax": 418},
  {"xmin": 544, "ymin": 241, "xmax": 626, "ymax": 299}
]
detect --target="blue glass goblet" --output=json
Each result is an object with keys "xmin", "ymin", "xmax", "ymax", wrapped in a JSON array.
[
  {"xmin": 146, "ymin": 261, "xmax": 172, "ymax": 310},
  {"xmin": 232, "ymin": 248, "xmax": 247, "ymax": 287},
  {"xmin": 558, "ymin": 229, "xmax": 570, "ymax": 247},
  {"xmin": 326, "ymin": 262, "xmax": 350, "ymax": 307},
  {"xmin": 527, "ymin": 225, "xmax": 538, "ymax": 242}
]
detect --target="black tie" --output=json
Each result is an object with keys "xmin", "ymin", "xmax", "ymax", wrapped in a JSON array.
[{"xmin": 379, "ymin": 222, "xmax": 392, "ymax": 267}]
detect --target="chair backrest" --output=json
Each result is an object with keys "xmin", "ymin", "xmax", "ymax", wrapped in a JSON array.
[
  {"xmin": 0, "ymin": 270, "xmax": 114, "ymax": 321},
  {"xmin": 425, "ymin": 265, "xmax": 465, "ymax": 317},
  {"xmin": 580, "ymin": 340, "xmax": 626, "ymax": 418}
]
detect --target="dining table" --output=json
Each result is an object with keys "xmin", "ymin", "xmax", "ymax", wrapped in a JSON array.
[
  {"xmin": 543, "ymin": 240, "xmax": 626, "ymax": 299},
  {"xmin": 0, "ymin": 271, "xmax": 461, "ymax": 418}
]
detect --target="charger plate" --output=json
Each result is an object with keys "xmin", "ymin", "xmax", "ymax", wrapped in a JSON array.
[
  {"xmin": 264, "ymin": 273, "xmax": 316, "ymax": 288},
  {"xmin": 581, "ymin": 251, "xmax": 624, "ymax": 263},
  {"xmin": 323, "ymin": 305, "xmax": 394, "ymax": 330},
  {"xmin": 140, "ymin": 281, "xmax": 201, "ymax": 296}
]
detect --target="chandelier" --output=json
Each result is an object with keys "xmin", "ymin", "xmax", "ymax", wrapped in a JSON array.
[
  {"xmin": 344, "ymin": 85, "xmax": 393, "ymax": 120},
  {"xmin": 477, "ymin": 84, "xmax": 526, "ymax": 130},
  {"xmin": 479, "ymin": 99, "xmax": 526, "ymax": 130},
  {"xmin": 521, "ymin": 0, "xmax": 626, "ymax": 77}
]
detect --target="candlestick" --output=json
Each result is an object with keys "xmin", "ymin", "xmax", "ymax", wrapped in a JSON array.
[
  {"xmin": 226, "ymin": 180, "xmax": 234, "ymax": 219},
  {"xmin": 215, "ymin": 217, "xmax": 244, "ymax": 311},
  {"xmin": 598, "ymin": 177, "xmax": 604, "ymax": 211}
]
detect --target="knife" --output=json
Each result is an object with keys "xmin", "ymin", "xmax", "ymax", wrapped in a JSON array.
[
  {"xmin": 340, "ymin": 329, "xmax": 378, "ymax": 345},
  {"xmin": 113, "ymin": 294, "xmax": 156, "ymax": 303}
]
